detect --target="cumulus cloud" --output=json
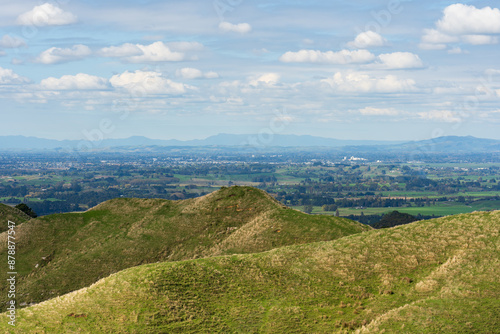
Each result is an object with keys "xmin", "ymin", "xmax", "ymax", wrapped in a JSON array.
[
  {"xmin": 280, "ymin": 49, "xmax": 375, "ymax": 64},
  {"xmin": 420, "ymin": 29, "xmax": 459, "ymax": 48},
  {"xmin": 176, "ymin": 68, "xmax": 219, "ymax": 79},
  {"xmin": 447, "ymin": 47, "xmax": 467, "ymax": 54},
  {"xmin": 40, "ymin": 73, "xmax": 108, "ymax": 90},
  {"xmin": 418, "ymin": 110, "xmax": 462, "ymax": 123},
  {"xmin": 17, "ymin": 3, "xmax": 77, "ymax": 26},
  {"xmin": 372, "ymin": 52, "xmax": 424, "ymax": 69},
  {"xmin": 359, "ymin": 107, "xmax": 400, "ymax": 116},
  {"xmin": 36, "ymin": 44, "xmax": 92, "ymax": 64},
  {"xmin": 437, "ymin": 4, "xmax": 500, "ymax": 35},
  {"xmin": 0, "ymin": 35, "xmax": 26, "ymax": 48},
  {"xmin": 219, "ymin": 22, "xmax": 252, "ymax": 34},
  {"xmin": 0, "ymin": 66, "xmax": 30, "ymax": 84},
  {"xmin": 321, "ymin": 72, "xmax": 417, "ymax": 93},
  {"xmin": 249, "ymin": 73, "xmax": 280, "ymax": 87},
  {"xmin": 461, "ymin": 34, "xmax": 498, "ymax": 45},
  {"xmin": 98, "ymin": 41, "xmax": 203, "ymax": 62},
  {"xmin": 421, "ymin": 4, "xmax": 500, "ymax": 49},
  {"xmin": 99, "ymin": 43, "xmax": 142, "ymax": 57},
  {"xmin": 347, "ymin": 31, "xmax": 388, "ymax": 49},
  {"xmin": 110, "ymin": 70, "xmax": 187, "ymax": 95},
  {"xmin": 128, "ymin": 41, "xmax": 184, "ymax": 62}
]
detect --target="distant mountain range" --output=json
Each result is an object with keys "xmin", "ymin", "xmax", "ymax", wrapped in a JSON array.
[{"xmin": 0, "ymin": 134, "xmax": 499, "ymax": 153}]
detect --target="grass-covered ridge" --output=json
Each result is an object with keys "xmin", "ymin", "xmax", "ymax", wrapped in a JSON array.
[
  {"xmin": 0, "ymin": 186, "xmax": 369, "ymax": 310},
  {"xmin": 2, "ymin": 210, "xmax": 498, "ymax": 333},
  {"xmin": 0, "ymin": 203, "xmax": 31, "ymax": 233}
]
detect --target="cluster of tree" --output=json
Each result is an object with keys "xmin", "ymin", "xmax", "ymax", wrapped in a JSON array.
[
  {"xmin": 342, "ymin": 211, "xmax": 438, "ymax": 228},
  {"xmin": 371, "ymin": 211, "xmax": 418, "ymax": 229},
  {"xmin": 15, "ymin": 203, "xmax": 37, "ymax": 218}
]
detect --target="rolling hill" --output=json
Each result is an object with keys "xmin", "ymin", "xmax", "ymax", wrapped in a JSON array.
[
  {"xmin": 1, "ymin": 210, "xmax": 498, "ymax": 333},
  {"xmin": 0, "ymin": 186, "xmax": 369, "ymax": 311}
]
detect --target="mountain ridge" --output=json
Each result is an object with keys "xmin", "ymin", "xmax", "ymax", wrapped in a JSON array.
[{"xmin": 2, "ymin": 134, "xmax": 498, "ymax": 152}]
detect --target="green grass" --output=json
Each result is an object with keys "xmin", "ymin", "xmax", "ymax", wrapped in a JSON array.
[
  {"xmin": 2, "ymin": 211, "xmax": 498, "ymax": 333},
  {"xmin": 0, "ymin": 186, "xmax": 369, "ymax": 311},
  {"xmin": 0, "ymin": 203, "xmax": 32, "ymax": 232},
  {"xmin": 298, "ymin": 199, "xmax": 500, "ymax": 217}
]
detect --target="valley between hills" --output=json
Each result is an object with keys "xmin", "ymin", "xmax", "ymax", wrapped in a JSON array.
[{"xmin": 1, "ymin": 186, "xmax": 499, "ymax": 333}]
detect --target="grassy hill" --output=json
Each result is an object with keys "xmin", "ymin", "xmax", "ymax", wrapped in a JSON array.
[
  {"xmin": 0, "ymin": 203, "xmax": 31, "ymax": 233},
  {"xmin": 0, "ymin": 186, "xmax": 369, "ymax": 310},
  {"xmin": 1, "ymin": 210, "xmax": 498, "ymax": 333}
]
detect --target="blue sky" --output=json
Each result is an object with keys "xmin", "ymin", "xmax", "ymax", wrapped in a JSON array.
[{"xmin": 0, "ymin": 0, "xmax": 499, "ymax": 141}]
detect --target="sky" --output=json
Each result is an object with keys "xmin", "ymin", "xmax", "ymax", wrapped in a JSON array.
[{"xmin": 0, "ymin": 0, "xmax": 500, "ymax": 141}]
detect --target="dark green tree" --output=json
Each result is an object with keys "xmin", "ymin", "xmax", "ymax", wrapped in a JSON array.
[
  {"xmin": 15, "ymin": 203, "xmax": 37, "ymax": 218},
  {"xmin": 372, "ymin": 211, "xmax": 416, "ymax": 229}
]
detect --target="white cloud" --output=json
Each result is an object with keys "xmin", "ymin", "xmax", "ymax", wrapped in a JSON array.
[
  {"xmin": 204, "ymin": 71, "xmax": 219, "ymax": 79},
  {"xmin": 0, "ymin": 51, "xmax": 5, "ymax": 57},
  {"xmin": 421, "ymin": 29, "xmax": 459, "ymax": 44},
  {"xmin": 125, "ymin": 42, "xmax": 185, "ymax": 62},
  {"xmin": 359, "ymin": 107, "xmax": 400, "ymax": 116},
  {"xmin": 373, "ymin": 52, "xmax": 424, "ymax": 69},
  {"xmin": 176, "ymin": 68, "xmax": 219, "ymax": 79},
  {"xmin": 219, "ymin": 22, "xmax": 252, "ymax": 34},
  {"xmin": 321, "ymin": 72, "xmax": 417, "ymax": 93},
  {"xmin": 437, "ymin": 4, "xmax": 500, "ymax": 35},
  {"xmin": 418, "ymin": 43, "xmax": 447, "ymax": 50},
  {"xmin": 17, "ymin": 3, "xmax": 77, "ymax": 26},
  {"xmin": 110, "ymin": 70, "xmax": 187, "ymax": 95},
  {"xmin": 461, "ymin": 35, "xmax": 498, "ymax": 45},
  {"xmin": 347, "ymin": 31, "xmax": 388, "ymax": 49},
  {"xmin": 421, "ymin": 4, "xmax": 500, "ymax": 49},
  {"xmin": 249, "ymin": 73, "xmax": 280, "ymax": 87},
  {"xmin": 176, "ymin": 68, "xmax": 202, "ymax": 79},
  {"xmin": 98, "ymin": 41, "xmax": 203, "ymax": 62},
  {"xmin": 40, "ymin": 73, "xmax": 108, "ymax": 90},
  {"xmin": 447, "ymin": 47, "xmax": 467, "ymax": 54},
  {"xmin": 280, "ymin": 49, "xmax": 375, "ymax": 64},
  {"xmin": 418, "ymin": 110, "xmax": 462, "ymax": 123},
  {"xmin": 0, "ymin": 66, "xmax": 30, "ymax": 84},
  {"xmin": 36, "ymin": 44, "xmax": 91, "ymax": 64},
  {"xmin": 99, "ymin": 43, "xmax": 142, "ymax": 57},
  {"xmin": 0, "ymin": 35, "xmax": 26, "ymax": 48}
]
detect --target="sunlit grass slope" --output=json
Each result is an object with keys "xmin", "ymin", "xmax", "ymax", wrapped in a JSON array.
[
  {"xmin": 0, "ymin": 186, "xmax": 369, "ymax": 310},
  {"xmin": 1, "ymin": 210, "xmax": 498, "ymax": 333}
]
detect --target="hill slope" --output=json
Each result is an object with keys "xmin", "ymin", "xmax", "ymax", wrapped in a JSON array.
[
  {"xmin": 0, "ymin": 203, "xmax": 31, "ymax": 233},
  {"xmin": 2, "ymin": 210, "xmax": 498, "ymax": 333},
  {"xmin": 0, "ymin": 186, "xmax": 369, "ymax": 310}
]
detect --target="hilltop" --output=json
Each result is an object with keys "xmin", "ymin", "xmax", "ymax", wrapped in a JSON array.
[
  {"xmin": 2, "ymin": 210, "xmax": 498, "ymax": 333},
  {"xmin": 0, "ymin": 203, "xmax": 31, "ymax": 233},
  {"xmin": 0, "ymin": 186, "xmax": 369, "ymax": 310}
]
